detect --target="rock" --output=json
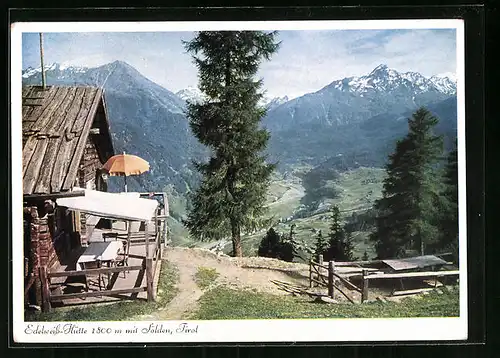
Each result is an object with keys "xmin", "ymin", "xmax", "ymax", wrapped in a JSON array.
[
  {"xmin": 314, "ymin": 296, "xmax": 338, "ymax": 304},
  {"xmin": 436, "ymin": 289, "xmax": 443, "ymax": 294}
]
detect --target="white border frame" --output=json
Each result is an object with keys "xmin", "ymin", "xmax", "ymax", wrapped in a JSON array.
[{"xmin": 11, "ymin": 19, "xmax": 467, "ymax": 344}]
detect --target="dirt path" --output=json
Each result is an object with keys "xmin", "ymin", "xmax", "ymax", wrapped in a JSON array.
[{"xmin": 146, "ymin": 247, "xmax": 315, "ymax": 320}]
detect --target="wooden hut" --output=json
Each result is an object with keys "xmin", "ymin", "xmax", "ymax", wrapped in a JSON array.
[{"xmin": 22, "ymin": 85, "xmax": 115, "ymax": 307}]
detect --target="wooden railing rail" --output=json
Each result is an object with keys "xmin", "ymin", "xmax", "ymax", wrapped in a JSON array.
[
  {"xmin": 47, "ymin": 265, "xmax": 142, "ymax": 278},
  {"xmin": 50, "ymin": 287, "xmax": 146, "ymax": 301},
  {"xmin": 366, "ymin": 270, "xmax": 460, "ymax": 280}
]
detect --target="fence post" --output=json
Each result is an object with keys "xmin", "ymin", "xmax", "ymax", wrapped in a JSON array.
[
  {"xmin": 146, "ymin": 257, "xmax": 154, "ymax": 302},
  {"xmin": 39, "ymin": 266, "xmax": 51, "ymax": 312},
  {"xmin": 309, "ymin": 259, "xmax": 313, "ymax": 288},
  {"xmin": 361, "ymin": 269, "xmax": 369, "ymax": 303},
  {"xmin": 318, "ymin": 255, "xmax": 324, "ymax": 283},
  {"xmin": 328, "ymin": 261, "xmax": 334, "ymax": 298}
]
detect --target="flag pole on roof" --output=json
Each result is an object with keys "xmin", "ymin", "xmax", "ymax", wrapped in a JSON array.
[{"xmin": 124, "ymin": 151, "xmax": 127, "ymax": 192}]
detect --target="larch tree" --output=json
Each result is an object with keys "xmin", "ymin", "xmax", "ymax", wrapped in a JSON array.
[
  {"xmin": 183, "ymin": 31, "xmax": 280, "ymax": 257},
  {"xmin": 370, "ymin": 107, "xmax": 444, "ymax": 259}
]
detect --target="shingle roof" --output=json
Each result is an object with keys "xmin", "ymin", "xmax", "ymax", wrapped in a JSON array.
[{"xmin": 22, "ymin": 85, "xmax": 112, "ymax": 195}]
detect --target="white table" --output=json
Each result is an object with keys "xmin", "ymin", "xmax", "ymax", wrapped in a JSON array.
[{"xmin": 76, "ymin": 241, "xmax": 123, "ymax": 271}]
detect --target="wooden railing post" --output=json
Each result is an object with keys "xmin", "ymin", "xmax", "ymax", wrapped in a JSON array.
[
  {"xmin": 145, "ymin": 258, "xmax": 154, "ymax": 302},
  {"xmin": 157, "ymin": 231, "xmax": 162, "ymax": 260},
  {"xmin": 39, "ymin": 266, "xmax": 51, "ymax": 312},
  {"xmin": 328, "ymin": 261, "xmax": 334, "ymax": 298},
  {"xmin": 318, "ymin": 255, "xmax": 324, "ymax": 283},
  {"xmin": 309, "ymin": 259, "xmax": 313, "ymax": 288},
  {"xmin": 154, "ymin": 209, "xmax": 158, "ymax": 242},
  {"xmin": 361, "ymin": 269, "xmax": 369, "ymax": 303},
  {"xmin": 145, "ymin": 221, "xmax": 150, "ymax": 259}
]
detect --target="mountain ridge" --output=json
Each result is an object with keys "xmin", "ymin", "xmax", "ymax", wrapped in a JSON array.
[{"xmin": 21, "ymin": 60, "xmax": 457, "ymax": 189}]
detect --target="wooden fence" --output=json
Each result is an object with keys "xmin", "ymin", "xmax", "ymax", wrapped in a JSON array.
[
  {"xmin": 309, "ymin": 257, "xmax": 460, "ymax": 303},
  {"xmin": 309, "ymin": 257, "xmax": 358, "ymax": 304},
  {"xmin": 38, "ymin": 231, "xmax": 163, "ymax": 313}
]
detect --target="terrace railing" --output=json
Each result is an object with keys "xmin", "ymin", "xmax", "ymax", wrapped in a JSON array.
[{"xmin": 38, "ymin": 227, "xmax": 163, "ymax": 312}]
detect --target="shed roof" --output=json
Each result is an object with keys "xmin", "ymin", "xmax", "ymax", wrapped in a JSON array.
[
  {"xmin": 22, "ymin": 85, "xmax": 113, "ymax": 195},
  {"xmin": 382, "ymin": 255, "xmax": 447, "ymax": 271},
  {"xmin": 56, "ymin": 188, "xmax": 158, "ymax": 222}
]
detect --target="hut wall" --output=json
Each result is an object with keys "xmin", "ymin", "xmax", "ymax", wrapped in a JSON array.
[{"xmin": 76, "ymin": 135, "xmax": 105, "ymax": 246}]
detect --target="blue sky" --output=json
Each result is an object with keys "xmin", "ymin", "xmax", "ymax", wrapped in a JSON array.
[{"xmin": 22, "ymin": 29, "xmax": 457, "ymax": 99}]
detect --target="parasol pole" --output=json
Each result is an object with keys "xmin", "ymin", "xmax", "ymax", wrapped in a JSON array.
[{"xmin": 123, "ymin": 150, "xmax": 127, "ymax": 192}]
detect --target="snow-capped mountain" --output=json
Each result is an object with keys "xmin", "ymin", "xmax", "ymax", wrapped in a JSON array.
[
  {"xmin": 433, "ymin": 72, "xmax": 457, "ymax": 82},
  {"xmin": 22, "ymin": 63, "xmax": 92, "ymax": 79},
  {"xmin": 263, "ymin": 95, "xmax": 290, "ymax": 110},
  {"xmin": 326, "ymin": 64, "xmax": 456, "ymax": 96},
  {"xmin": 21, "ymin": 60, "xmax": 457, "ymax": 188},
  {"xmin": 22, "ymin": 60, "xmax": 203, "ymax": 195},
  {"xmin": 175, "ymin": 86, "xmax": 206, "ymax": 104},
  {"xmin": 263, "ymin": 64, "xmax": 457, "ymax": 166},
  {"xmin": 176, "ymin": 88, "xmax": 292, "ymax": 110},
  {"xmin": 428, "ymin": 74, "xmax": 457, "ymax": 95}
]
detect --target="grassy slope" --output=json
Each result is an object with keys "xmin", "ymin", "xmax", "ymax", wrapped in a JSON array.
[{"xmin": 190, "ymin": 285, "xmax": 459, "ymax": 320}]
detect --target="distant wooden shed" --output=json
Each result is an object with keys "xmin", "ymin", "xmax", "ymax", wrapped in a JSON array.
[{"xmin": 382, "ymin": 255, "xmax": 447, "ymax": 272}]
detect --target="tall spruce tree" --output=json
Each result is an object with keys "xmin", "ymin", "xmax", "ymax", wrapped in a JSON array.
[
  {"xmin": 324, "ymin": 205, "xmax": 345, "ymax": 261},
  {"xmin": 437, "ymin": 140, "xmax": 459, "ymax": 260},
  {"xmin": 183, "ymin": 31, "xmax": 280, "ymax": 257},
  {"xmin": 313, "ymin": 230, "xmax": 327, "ymax": 260},
  {"xmin": 370, "ymin": 107, "xmax": 444, "ymax": 259}
]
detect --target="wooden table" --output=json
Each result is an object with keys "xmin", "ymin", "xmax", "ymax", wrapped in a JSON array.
[{"xmin": 76, "ymin": 241, "xmax": 123, "ymax": 290}]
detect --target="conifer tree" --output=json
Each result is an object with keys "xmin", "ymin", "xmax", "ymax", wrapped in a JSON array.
[
  {"xmin": 342, "ymin": 230, "xmax": 357, "ymax": 261},
  {"xmin": 362, "ymin": 251, "xmax": 369, "ymax": 261},
  {"xmin": 313, "ymin": 230, "xmax": 327, "ymax": 260},
  {"xmin": 324, "ymin": 205, "xmax": 345, "ymax": 261},
  {"xmin": 258, "ymin": 227, "xmax": 281, "ymax": 258},
  {"xmin": 370, "ymin": 107, "xmax": 444, "ymax": 258},
  {"xmin": 437, "ymin": 140, "xmax": 459, "ymax": 261},
  {"xmin": 257, "ymin": 227, "xmax": 294, "ymax": 262},
  {"xmin": 183, "ymin": 31, "xmax": 280, "ymax": 257}
]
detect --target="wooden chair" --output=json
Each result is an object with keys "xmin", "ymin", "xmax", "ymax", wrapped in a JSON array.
[
  {"xmin": 113, "ymin": 240, "xmax": 129, "ymax": 278},
  {"xmin": 102, "ymin": 232, "xmax": 118, "ymax": 242},
  {"xmin": 81, "ymin": 261, "xmax": 105, "ymax": 292}
]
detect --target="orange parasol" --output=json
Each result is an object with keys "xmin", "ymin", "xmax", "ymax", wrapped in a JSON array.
[{"xmin": 103, "ymin": 152, "xmax": 150, "ymax": 192}]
